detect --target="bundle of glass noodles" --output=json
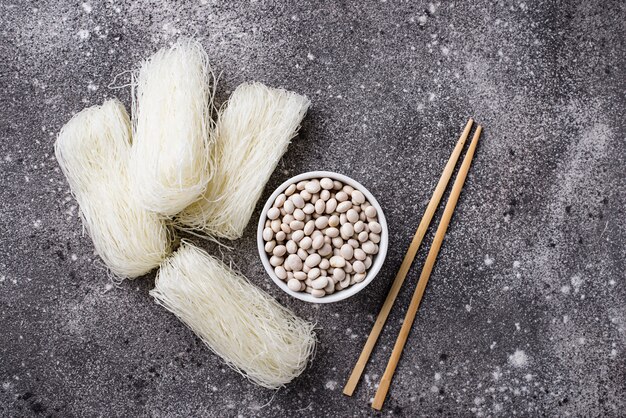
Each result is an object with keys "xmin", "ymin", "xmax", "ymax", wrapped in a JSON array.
[
  {"xmin": 54, "ymin": 39, "xmax": 315, "ymax": 389},
  {"xmin": 130, "ymin": 39, "xmax": 215, "ymax": 216},
  {"xmin": 54, "ymin": 100, "xmax": 172, "ymax": 278},
  {"xmin": 177, "ymin": 82, "xmax": 310, "ymax": 239},
  {"xmin": 151, "ymin": 242, "xmax": 316, "ymax": 388}
]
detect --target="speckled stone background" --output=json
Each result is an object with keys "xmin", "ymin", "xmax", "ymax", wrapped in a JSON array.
[{"xmin": 1, "ymin": 1, "xmax": 625, "ymax": 417}]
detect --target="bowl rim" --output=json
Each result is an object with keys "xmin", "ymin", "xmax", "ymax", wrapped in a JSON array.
[{"xmin": 257, "ymin": 170, "xmax": 388, "ymax": 304}]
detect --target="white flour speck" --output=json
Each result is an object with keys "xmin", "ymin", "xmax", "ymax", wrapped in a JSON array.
[
  {"xmin": 325, "ymin": 380, "xmax": 337, "ymax": 390},
  {"xmin": 71, "ymin": 254, "xmax": 78, "ymax": 261},
  {"xmin": 570, "ymin": 275, "xmax": 583, "ymax": 292},
  {"xmin": 87, "ymin": 82, "xmax": 98, "ymax": 92},
  {"xmin": 77, "ymin": 29, "xmax": 90, "ymax": 40},
  {"xmin": 33, "ymin": 219, "xmax": 42, "ymax": 228},
  {"xmin": 307, "ymin": 53, "xmax": 315, "ymax": 60},
  {"xmin": 513, "ymin": 260, "xmax": 521, "ymax": 268},
  {"xmin": 434, "ymin": 372, "xmax": 441, "ymax": 381},
  {"xmin": 441, "ymin": 46, "xmax": 450, "ymax": 55},
  {"xmin": 81, "ymin": 2, "xmax": 92, "ymax": 13},
  {"xmin": 484, "ymin": 255, "xmax": 494, "ymax": 266},
  {"xmin": 508, "ymin": 349, "xmax": 528, "ymax": 368},
  {"xmin": 560, "ymin": 285, "xmax": 571, "ymax": 294}
]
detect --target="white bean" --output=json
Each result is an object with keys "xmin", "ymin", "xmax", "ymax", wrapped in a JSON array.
[
  {"xmin": 305, "ymin": 253, "xmax": 322, "ymax": 268},
  {"xmin": 320, "ymin": 178, "xmax": 334, "ymax": 190},
  {"xmin": 311, "ymin": 289, "xmax": 326, "ymax": 298},
  {"xmin": 290, "ymin": 220, "xmax": 304, "ymax": 230},
  {"xmin": 294, "ymin": 271, "xmax": 307, "ymax": 281},
  {"xmin": 267, "ymin": 207, "xmax": 280, "ymax": 220},
  {"xmin": 320, "ymin": 189, "xmax": 330, "ymax": 200},
  {"xmin": 365, "ymin": 206, "xmax": 377, "ymax": 218},
  {"xmin": 351, "ymin": 190, "xmax": 365, "ymax": 204},
  {"xmin": 340, "ymin": 244, "xmax": 354, "ymax": 260},
  {"xmin": 273, "ymin": 245, "xmax": 287, "ymax": 257},
  {"xmin": 305, "ymin": 180, "xmax": 321, "ymax": 194},
  {"xmin": 369, "ymin": 232, "xmax": 380, "ymax": 243},
  {"xmin": 270, "ymin": 255, "xmax": 284, "ymax": 267},
  {"xmin": 353, "ymin": 260, "xmax": 366, "ymax": 274},
  {"xmin": 318, "ymin": 243, "xmax": 333, "ymax": 257},
  {"xmin": 296, "ymin": 180, "xmax": 307, "ymax": 190},
  {"xmin": 330, "ymin": 256, "xmax": 346, "ymax": 268},
  {"xmin": 312, "ymin": 276, "xmax": 328, "ymax": 290},
  {"xmin": 315, "ymin": 216, "xmax": 329, "ymax": 229},
  {"xmin": 285, "ymin": 184, "xmax": 296, "ymax": 196},
  {"xmin": 335, "ymin": 191, "xmax": 349, "ymax": 202},
  {"xmin": 303, "ymin": 203, "xmax": 315, "ymax": 215},
  {"xmin": 291, "ymin": 194, "xmax": 305, "ymax": 208},
  {"xmin": 315, "ymin": 199, "xmax": 325, "ymax": 214},
  {"xmin": 293, "ymin": 208, "xmax": 305, "ymax": 221},
  {"xmin": 307, "ymin": 268, "xmax": 321, "ymax": 280},
  {"xmin": 325, "ymin": 227, "xmax": 339, "ymax": 238},
  {"xmin": 283, "ymin": 200, "xmax": 295, "ymax": 214},
  {"xmin": 286, "ymin": 254, "xmax": 302, "ymax": 271},
  {"xmin": 312, "ymin": 235, "xmax": 325, "ymax": 250},
  {"xmin": 362, "ymin": 241, "xmax": 376, "ymax": 254},
  {"xmin": 264, "ymin": 240, "xmax": 276, "ymax": 253},
  {"xmin": 319, "ymin": 258, "xmax": 330, "ymax": 270},
  {"xmin": 275, "ymin": 266, "xmax": 287, "ymax": 280},
  {"xmin": 328, "ymin": 215, "xmax": 340, "ymax": 227},
  {"xmin": 287, "ymin": 278, "xmax": 301, "ymax": 291},
  {"xmin": 297, "ymin": 248, "xmax": 308, "ymax": 260},
  {"xmin": 354, "ymin": 248, "xmax": 366, "ymax": 261},
  {"xmin": 369, "ymin": 221, "xmax": 382, "ymax": 234},
  {"xmin": 275, "ymin": 231, "xmax": 286, "ymax": 242},
  {"xmin": 299, "ymin": 236, "xmax": 312, "ymax": 250},
  {"xmin": 358, "ymin": 231, "xmax": 369, "ymax": 242},
  {"xmin": 304, "ymin": 220, "xmax": 315, "ymax": 235},
  {"xmin": 353, "ymin": 273, "xmax": 366, "ymax": 283},
  {"xmin": 346, "ymin": 209, "xmax": 359, "ymax": 223},
  {"xmin": 292, "ymin": 230, "xmax": 304, "ymax": 242},
  {"xmin": 340, "ymin": 223, "xmax": 354, "ymax": 240},
  {"xmin": 286, "ymin": 240, "xmax": 297, "ymax": 254},
  {"xmin": 325, "ymin": 198, "xmax": 337, "ymax": 214},
  {"xmin": 262, "ymin": 227, "xmax": 274, "ymax": 241},
  {"xmin": 336, "ymin": 201, "xmax": 352, "ymax": 213},
  {"xmin": 300, "ymin": 190, "xmax": 311, "ymax": 201},
  {"xmin": 274, "ymin": 193, "xmax": 287, "ymax": 208}
]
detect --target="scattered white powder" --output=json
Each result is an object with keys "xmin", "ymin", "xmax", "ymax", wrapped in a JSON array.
[
  {"xmin": 70, "ymin": 254, "xmax": 77, "ymax": 261},
  {"xmin": 324, "ymin": 380, "xmax": 337, "ymax": 390},
  {"xmin": 307, "ymin": 53, "xmax": 315, "ymax": 60},
  {"xmin": 77, "ymin": 29, "xmax": 90, "ymax": 40},
  {"xmin": 560, "ymin": 285, "xmax": 571, "ymax": 294},
  {"xmin": 484, "ymin": 255, "xmax": 494, "ymax": 266},
  {"xmin": 465, "ymin": 304, "xmax": 472, "ymax": 312},
  {"xmin": 418, "ymin": 15, "xmax": 427, "ymax": 25},
  {"xmin": 33, "ymin": 219, "xmax": 42, "ymax": 228},
  {"xmin": 515, "ymin": 323, "xmax": 521, "ymax": 331},
  {"xmin": 430, "ymin": 385, "xmax": 439, "ymax": 393},
  {"xmin": 434, "ymin": 372, "xmax": 441, "ymax": 381},
  {"xmin": 508, "ymin": 349, "xmax": 528, "ymax": 368},
  {"xmin": 441, "ymin": 46, "xmax": 449, "ymax": 55},
  {"xmin": 513, "ymin": 260, "xmax": 521, "ymax": 268},
  {"xmin": 87, "ymin": 82, "xmax": 98, "ymax": 92},
  {"xmin": 81, "ymin": 2, "xmax": 92, "ymax": 13},
  {"xmin": 525, "ymin": 374, "xmax": 533, "ymax": 381},
  {"xmin": 570, "ymin": 275, "xmax": 583, "ymax": 292}
]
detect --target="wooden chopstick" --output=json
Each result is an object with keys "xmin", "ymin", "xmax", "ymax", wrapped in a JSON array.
[
  {"xmin": 371, "ymin": 125, "xmax": 482, "ymax": 410},
  {"xmin": 343, "ymin": 119, "xmax": 474, "ymax": 397}
]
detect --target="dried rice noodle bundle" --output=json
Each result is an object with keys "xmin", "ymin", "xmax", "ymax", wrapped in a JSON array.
[
  {"xmin": 177, "ymin": 82, "xmax": 310, "ymax": 239},
  {"xmin": 55, "ymin": 100, "xmax": 172, "ymax": 278},
  {"xmin": 131, "ymin": 38, "xmax": 215, "ymax": 216},
  {"xmin": 150, "ymin": 241, "xmax": 316, "ymax": 388}
]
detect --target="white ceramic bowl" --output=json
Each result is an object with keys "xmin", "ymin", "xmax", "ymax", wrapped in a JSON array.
[{"xmin": 257, "ymin": 171, "xmax": 388, "ymax": 303}]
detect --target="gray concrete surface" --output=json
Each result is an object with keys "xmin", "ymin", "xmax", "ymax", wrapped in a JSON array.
[{"xmin": 1, "ymin": 1, "xmax": 625, "ymax": 416}]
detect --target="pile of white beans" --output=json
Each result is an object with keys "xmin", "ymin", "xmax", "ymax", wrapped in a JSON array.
[{"xmin": 262, "ymin": 177, "xmax": 382, "ymax": 298}]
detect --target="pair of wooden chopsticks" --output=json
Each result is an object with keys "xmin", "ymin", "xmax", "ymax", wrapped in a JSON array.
[{"xmin": 343, "ymin": 119, "xmax": 482, "ymax": 410}]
